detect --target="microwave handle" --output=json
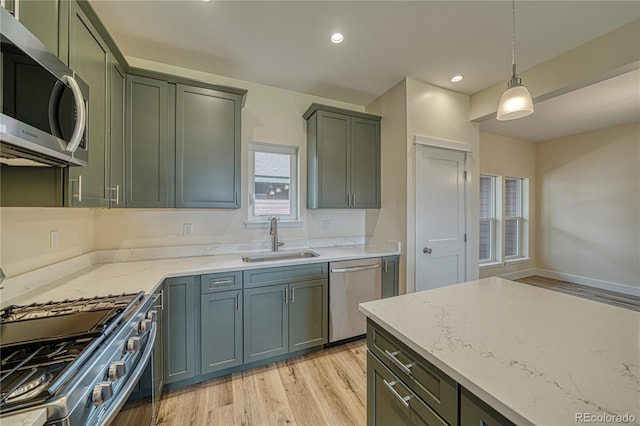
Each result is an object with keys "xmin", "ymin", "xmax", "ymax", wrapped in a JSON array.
[{"xmin": 62, "ymin": 75, "xmax": 87, "ymax": 153}]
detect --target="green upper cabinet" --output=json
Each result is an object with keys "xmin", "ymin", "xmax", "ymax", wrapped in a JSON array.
[
  {"xmin": 125, "ymin": 74, "xmax": 170, "ymax": 208},
  {"xmin": 305, "ymin": 104, "xmax": 381, "ymax": 209},
  {"xmin": 67, "ymin": 2, "xmax": 109, "ymax": 207},
  {"xmin": 109, "ymin": 59, "xmax": 126, "ymax": 207},
  {"xmin": 175, "ymin": 84, "xmax": 241, "ymax": 208},
  {"xmin": 5, "ymin": 0, "xmax": 66, "ymax": 59}
]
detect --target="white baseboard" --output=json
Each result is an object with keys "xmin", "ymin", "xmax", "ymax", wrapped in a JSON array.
[
  {"xmin": 498, "ymin": 269, "xmax": 537, "ymax": 281},
  {"xmin": 535, "ymin": 269, "xmax": 640, "ymax": 297}
]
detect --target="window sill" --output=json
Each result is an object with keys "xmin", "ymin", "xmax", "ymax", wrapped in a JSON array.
[
  {"xmin": 244, "ymin": 220, "xmax": 304, "ymax": 229},
  {"xmin": 479, "ymin": 261, "xmax": 503, "ymax": 270},
  {"xmin": 505, "ymin": 257, "xmax": 531, "ymax": 265}
]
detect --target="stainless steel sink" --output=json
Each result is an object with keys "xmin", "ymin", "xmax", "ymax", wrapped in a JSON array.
[{"xmin": 241, "ymin": 250, "xmax": 320, "ymax": 263}]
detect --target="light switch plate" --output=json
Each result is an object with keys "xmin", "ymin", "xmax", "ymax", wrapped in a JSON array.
[
  {"xmin": 50, "ymin": 230, "xmax": 60, "ymax": 250},
  {"xmin": 183, "ymin": 223, "xmax": 193, "ymax": 236}
]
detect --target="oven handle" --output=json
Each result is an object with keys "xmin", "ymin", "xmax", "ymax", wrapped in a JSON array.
[{"xmin": 99, "ymin": 322, "xmax": 157, "ymax": 425}]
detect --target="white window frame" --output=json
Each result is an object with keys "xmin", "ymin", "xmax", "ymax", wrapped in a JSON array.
[
  {"xmin": 504, "ymin": 176, "xmax": 526, "ymax": 261},
  {"xmin": 479, "ymin": 174, "xmax": 498, "ymax": 265},
  {"xmin": 247, "ymin": 142, "xmax": 299, "ymax": 224}
]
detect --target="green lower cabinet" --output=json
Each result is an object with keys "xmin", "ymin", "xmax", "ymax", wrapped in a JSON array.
[
  {"xmin": 460, "ymin": 387, "xmax": 514, "ymax": 426},
  {"xmin": 367, "ymin": 351, "xmax": 447, "ymax": 426},
  {"xmin": 243, "ymin": 284, "xmax": 289, "ymax": 364},
  {"xmin": 201, "ymin": 290, "xmax": 243, "ymax": 374},
  {"xmin": 163, "ymin": 276, "xmax": 197, "ymax": 384},
  {"xmin": 289, "ymin": 280, "xmax": 328, "ymax": 351},
  {"xmin": 382, "ymin": 256, "xmax": 399, "ymax": 298}
]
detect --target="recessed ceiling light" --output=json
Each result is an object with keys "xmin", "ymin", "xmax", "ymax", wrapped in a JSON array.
[
  {"xmin": 330, "ymin": 33, "xmax": 344, "ymax": 44},
  {"xmin": 451, "ymin": 75, "xmax": 464, "ymax": 83}
]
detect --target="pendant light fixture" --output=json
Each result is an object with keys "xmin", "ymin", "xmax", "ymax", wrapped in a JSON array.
[{"xmin": 497, "ymin": 0, "xmax": 534, "ymax": 121}]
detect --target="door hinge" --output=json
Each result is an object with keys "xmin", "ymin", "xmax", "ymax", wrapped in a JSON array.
[
  {"xmin": 463, "ymin": 170, "xmax": 467, "ymax": 181},
  {"xmin": 464, "ymin": 234, "xmax": 467, "ymax": 243}
]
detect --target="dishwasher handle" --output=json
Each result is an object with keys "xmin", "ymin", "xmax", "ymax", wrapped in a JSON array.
[{"xmin": 331, "ymin": 264, "xmax": 381, "ymax": 273}]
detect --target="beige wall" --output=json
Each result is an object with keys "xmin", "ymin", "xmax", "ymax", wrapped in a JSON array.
[
  {"xmin": 0, "ymin": 61, "xmax": 370, "ymax": 277},
  {"xmin": 0, "ymin": 208, "xmax": 94, "ymax": 277},
  {"xmin": 405, "ymin": 78, "xmax": 480, "ymax": 293},
  {"xmin": 366, "ymin": 80, "xmax": 408, "ymax": 293},
  {"xmin": 536, "ymin": 122, "xmax": 640, "ymax": 290},
  {"xmin": 478, "ymin": 132, "xmax": 537, "ymax": 278}
]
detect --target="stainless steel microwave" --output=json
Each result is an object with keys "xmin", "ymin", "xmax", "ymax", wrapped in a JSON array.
[{"xmin": 0, "ymin": 7, "xmax": 89, "ymax": 167}]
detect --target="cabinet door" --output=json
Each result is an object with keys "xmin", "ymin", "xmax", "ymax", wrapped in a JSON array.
[
  {"xmin": 126, "ymin": 75, "xmax": 170, "ymax": 207},
  {"xmin": 243, "ymin": 284, "xmax": 289, "ymax": 364},
  {"xmin": 351, "ymin": 117, "xmax": 381, "ymax": 208},
  {"xmin": 67, "ymin": 2, "xmax": 109, "ymax": 207},
  {"xmin": 163, "ymin": 276, "xmax": 197, "ymax": 384},
  {"xmin": 460, "ymin": 387, "xmax": 514, "ymax": 426},
  {"xmin": 201, "ymin": 290, "xmax": 243, "ymax": 374},
  {"xmin": 176, "ymin": 84, "xmax": 241, "ymax": 208},
  {"xmin": 13, "ymin": 0, "xmax": 60, "ymax": 57},
  {"xmin": 314, "ymin": 110, "xmax": 350, "ymax": 208},
  {"xmin": 109, "ymin": 60, "xmax": 125, "ymax": 207},
  {"xmin": 289, "ymin": 280, "xmax": 328, "ymax": 351},
  {"xmin": 382, "ymin": 256, "xmax": 399, "ymax": 298},
  {"xmin": 367, "ymin": 352, "xmax": 447, "ymax": 426}
]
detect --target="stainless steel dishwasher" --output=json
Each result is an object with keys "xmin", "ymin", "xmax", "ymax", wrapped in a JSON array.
[{"xmin": 329, "ymin": 257, "xmax": 382, "ymax": 343}]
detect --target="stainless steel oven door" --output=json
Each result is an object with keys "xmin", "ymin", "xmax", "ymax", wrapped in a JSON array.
[
  {"xmin": 101, "ymin": 322, "xmax": 156, "ymax": 426},
  {"xmin": 110, "ymin": 352, "xmax": 155, "ymax": 426}
]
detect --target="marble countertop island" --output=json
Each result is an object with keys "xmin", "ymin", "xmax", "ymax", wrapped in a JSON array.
[{"xmin": 359, "ymin": 277, "xmax": 640, "ymax": 426}]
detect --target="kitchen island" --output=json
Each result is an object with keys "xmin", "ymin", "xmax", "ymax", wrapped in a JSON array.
[{"xmin": 359, "ymin": 277, "xmax": 640, "ymax": 426}]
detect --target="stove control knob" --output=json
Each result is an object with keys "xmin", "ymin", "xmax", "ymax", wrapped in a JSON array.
[
  {"xmin": 108, "ymin": 361, "xmax": 126, "ymax": 381},
  {"xmin": 139, "ymin": 319, "xmax": 153, "ymax": 333},
  {"xmin": 146, "ymin": 310, "xmax": 158, "ymax": 322},
  {"xmin": 92, "ymin": 381, "xmax": 113, "ymax": 406},
  {"xmin": 127, "ymin": 336, "xmax": 141, "ymax": 353}
]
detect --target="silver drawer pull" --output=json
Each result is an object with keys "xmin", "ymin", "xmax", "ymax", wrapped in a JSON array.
[
  {"xmin": 384, "ymin": 349, "xmax": 414, "ymax": 375},
  {"xmin": 383, "ymin": 379, "xmax": 412, "ymax": 408},
  {"xmin": 212, "ymin": 279, "xmax": 233, "ymax": 285}
]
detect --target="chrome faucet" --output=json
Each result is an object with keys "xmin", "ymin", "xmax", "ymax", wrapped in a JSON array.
[{"xmin": 269, "ymin": 216, "xmax": 284, "ymax": 252}]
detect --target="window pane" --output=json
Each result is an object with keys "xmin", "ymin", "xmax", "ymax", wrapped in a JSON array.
[
  {"xmin": 479, "ymin": 176, "xmax": 494, "ymax": 218},
  {"xmin": 505, "ymin": 178, "xmax": 521, "ymax": 217},
  {"xmin": 253, "ymin": 152, "xmax": 291, "ymax": 216},
  {"xmin": 505, "ymin": 218, "xmax": 520, "ymax": 257},
  {"xmin": 479, "ymin": 219, "xmax": 492, "ymax": 261}
]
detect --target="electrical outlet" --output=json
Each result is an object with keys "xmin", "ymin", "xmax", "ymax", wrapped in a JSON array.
[
  {"xmin": 50, "ymin": 230, "xmax": 60, "ymax": 250},
  {"xmin": 322, "ymin": 220, "xmax": 331, "ymax": 232},
  {"xmin": 183, "ymin": 223, "xmax": 193, "ymax": 236}
]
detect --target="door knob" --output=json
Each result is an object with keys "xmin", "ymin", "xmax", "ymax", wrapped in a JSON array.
[{"xmin": 423, "ymin": 247, "xmax": 432, "ymax": 254}]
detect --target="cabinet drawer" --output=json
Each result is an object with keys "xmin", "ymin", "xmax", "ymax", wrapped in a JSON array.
[
  {"xmin": 201, "ymin": 271, "xmax": 242, "ymax": 293},
  {"xmin": 243, "ymin": 263, "xmax": 328, "ymax": 288},
  {"xmin": 460, "ymin": 387, "xmax": 514, "ymax": 426},
  {"xmin": 368, "ymin": 350, "xmax": 447, "ymax": 426},
  {"xmin": 367, "ymin": 320, "xmax": 457, "ymax": 426}
]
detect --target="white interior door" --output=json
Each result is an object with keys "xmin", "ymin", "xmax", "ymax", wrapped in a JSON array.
[{"xmin": 415, "ymin": 145, "xmax": 467, "ymax": 291}]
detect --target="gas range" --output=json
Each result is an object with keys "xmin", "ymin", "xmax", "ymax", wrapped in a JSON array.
[{"xmin": 0, "ymin": 292, "xmax": 157, "ymax": 425}]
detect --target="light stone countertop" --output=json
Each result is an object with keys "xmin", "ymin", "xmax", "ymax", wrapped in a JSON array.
[
  {"xmin": 359, "ymin": 276, "xmax": 640, "ymax": 426},
  {"xmin": 2, "ymin": 244, "xmax": 399, "ymax": 307}
]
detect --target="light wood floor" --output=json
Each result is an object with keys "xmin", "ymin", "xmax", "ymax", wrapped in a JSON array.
[
  {"xmin": 515, "ymin": 275, "xmax": 640, "ymax": 311},
  {"xmin": 155, "ymin": 340, "xmax": 367, "ymax": 426}
]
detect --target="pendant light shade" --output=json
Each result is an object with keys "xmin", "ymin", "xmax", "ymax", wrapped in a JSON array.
[{"xmin": 496, "ymin": 0, "xmax": 534, "ymax": 121}]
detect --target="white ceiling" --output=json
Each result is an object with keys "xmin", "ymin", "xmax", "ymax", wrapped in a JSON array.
[{"xmin": 89, "ymin": 0, "xmax": 640, "ymax": 141}]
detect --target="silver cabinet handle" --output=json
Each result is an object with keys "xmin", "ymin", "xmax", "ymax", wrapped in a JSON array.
[
  {"xmin": 236, "ymin": 293, "xmax": 240, "ymax": 311},
  {"xmin": 352, "ymin": 193, "xmax": 356, "ymax": 207},
  {"xmin": 284, "ymin": 287, "xmax": 288, "ymax": 304},
  {"xmin": 108, "ymin": 185, "xmax": 120, "ymax": 204},
  {"xmin": 346, "ymin": 193, "xmax": 351, "ymax": 207},
  {"xmin": 331, "ymin": 264, "xmax": 381, "ymax": 273},
  {"xmin": 423, "ymin": 247, "xmax": 432, "ymax": 254},
  {"xmin": 383, "ymin": 349, "xmax": 414, "ymax": 375},
  {"xmin": 383, "ymin": 379, "xmax": 412, "ymax": 408},
  {"xmin": 212, "ymin": 279, "xmax": 233, "ymax": 285},
  {"xmin": 291, "ymin": 287, "xmax": 295, "ymax": 303},
  {"xmin": 71, "ymin": 175, "xmax": 83, "ymax": 202},
  {"xmin": 383, "ymin": 259, "xmax": 388, "ymax": 273}
]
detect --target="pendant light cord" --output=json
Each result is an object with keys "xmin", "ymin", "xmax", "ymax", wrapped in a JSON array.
[{"xmin": 511, "ymin": 0, "xmax": 517, "ymax": 77}]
